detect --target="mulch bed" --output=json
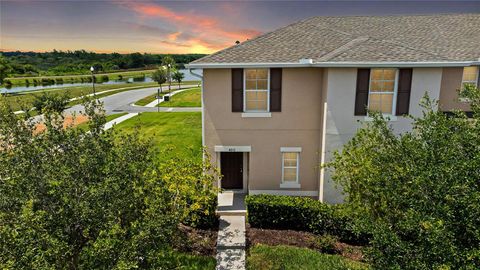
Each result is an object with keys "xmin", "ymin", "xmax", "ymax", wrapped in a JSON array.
[
  {"xmin": 174, "ymin": 224, "xmax": 218, "ymax": 257},
  {"xmin": 246, "ymin": 225, "xmax": 365, "ymax": 262}
]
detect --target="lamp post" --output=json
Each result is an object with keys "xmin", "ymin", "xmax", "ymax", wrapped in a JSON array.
[
  {"xmin": 90, "ymin": 66, "xmax": 96, "ymax": 96},
  {"xmin": 167, "ymin": 63, "xmax": 171, "ymax": 93}
]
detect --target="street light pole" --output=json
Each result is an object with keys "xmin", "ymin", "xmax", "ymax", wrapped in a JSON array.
[
  {"xmin": 90, "ymin": 66, "xmax": 96, "ymax": 96},
  {"xmin": 167, "ymin": 63, "xmax": 171, "ymax": 93}
]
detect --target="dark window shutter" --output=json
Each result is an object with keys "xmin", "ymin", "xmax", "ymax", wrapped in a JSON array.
[
  {"xmin": 270, "ymin": 68, "xmax": 282, "ymax": 112},
  {"xmin": 354, "ymin": 69, "xmax": 370, "ymax": 116},
  {"xmin": 231, "ymin": 68, "xmax": 243, "ymax": 112},
  {"xmin": 396, "ymin": 68, "xmax": 413, "ymax": 116}
]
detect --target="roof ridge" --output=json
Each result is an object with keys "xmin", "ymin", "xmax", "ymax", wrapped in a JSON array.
[
  {"xmin": 317, "ymin": 36, "xmax": 370, "ymax": 62},
  {"xmin": 310, "ymin": 13, "xmax": 479, "ymax": 20}
]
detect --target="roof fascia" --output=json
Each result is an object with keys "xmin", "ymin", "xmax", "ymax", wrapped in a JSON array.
[{"xmin": 186, "ymin": 61, "xmax": 479, "ymax": 69}]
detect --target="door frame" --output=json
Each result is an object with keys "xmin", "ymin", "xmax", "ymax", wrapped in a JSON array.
[{"xmin": 215, "ymin": 146, "xmax": 250, "ymax": 193}]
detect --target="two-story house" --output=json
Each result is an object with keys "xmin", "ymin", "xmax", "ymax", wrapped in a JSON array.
[{"xmin": 187, "ymin": 14, "xmax": 480, "ymax": 203}]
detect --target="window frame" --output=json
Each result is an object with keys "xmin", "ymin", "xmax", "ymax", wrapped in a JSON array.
[
  {"xmin": 367, "ymin": 68, "xmax": 399, "ymax": 116},
  {"xmin": 461, "ymin": 66, "xmax": 479, "ymax": 89},
  {"xmin": 243, "ymin": 68, "xmax": 270, "ymax": 113},
  {"xmin": 281, "ymin": 148, "xmax": 300, "ymax": 186}
]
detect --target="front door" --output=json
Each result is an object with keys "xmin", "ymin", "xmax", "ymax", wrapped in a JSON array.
[{"xmin": 220, "ymin": 152, "xmax": 243, "ymax": 189}]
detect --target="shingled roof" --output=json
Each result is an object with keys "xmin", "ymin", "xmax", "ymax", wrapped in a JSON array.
[{"xmin": 189, "ymin": 14, "xmax": 480, "ymax": 67}]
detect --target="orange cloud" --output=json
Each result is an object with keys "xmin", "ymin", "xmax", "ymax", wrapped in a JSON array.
[
  {"xmin": 118, "ymin": 1, "xmax": 262, "ymax": 53},
  {"xmin": 167, "ymin": 31, "xmax": 182, "ymax": 41}
]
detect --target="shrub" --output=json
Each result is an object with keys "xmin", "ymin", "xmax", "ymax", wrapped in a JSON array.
[
  {"xmin": 327, "ymin": 88, "xmax": 480, "ymax": 269},
  {"xmin": 101, "ymin": 75, "xmax": 109, "ymax": 82},
  {"xmin": 245, "ymin": 194, "xmax": 368, "ymax": 244}
]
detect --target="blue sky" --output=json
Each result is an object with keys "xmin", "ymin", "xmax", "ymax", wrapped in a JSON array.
[{"xmin": 1, "ymin": 0, "xmax": 479, "ymax": 53}]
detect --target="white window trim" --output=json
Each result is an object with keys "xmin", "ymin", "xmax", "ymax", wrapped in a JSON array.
[
  {"xmin": 241, "ymin": 112, "xmax": 272, "ymax": 118},
  {"xmin": 280, "ymin": 147, "xmax": 302, "ymax": 152},
  {"xmin": 366, "ymin": 68, "xmax": 399, "ymax": 118},
  {"xmin": 281, "ymin": 148, "xmax": 301, "ymax": 189},
  {"xmin": 243, "ymin": 68, "xmax": 270, "ymax": 113}
]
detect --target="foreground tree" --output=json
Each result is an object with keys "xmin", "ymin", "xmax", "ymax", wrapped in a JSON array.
[
  {"xmin": 172, "ymin": 70, "xmax": 184, "ymax": 90},
  {"xmin": 328, "ymin": 86, "xmax": 480, "ymax": 269},
  {"xmin": 0, "ymin": 95, "xmax": 218, "ymax": 269}
]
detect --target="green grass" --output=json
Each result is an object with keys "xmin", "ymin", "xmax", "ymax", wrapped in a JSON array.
[
  {"xmin": 134, "ymin": 90, "xmax": 173, "ymax": 106},
  {"xmin": 247, "ymin": 244, "xmax": 369, "ymax": 270},
  {"xmin": 75, "ymin": 112, "xmax": 128, "ymax": 131},
  {"xmin": 114, "ymin": 112, "xmax": 202, "ymax": 160},
  {"xmin": 159, "ymin": 87, "xmax": 201, "ymax": 107},
  {"xmin": 169, "ymin": 251, "xmax": 215, "ymax": 270}
]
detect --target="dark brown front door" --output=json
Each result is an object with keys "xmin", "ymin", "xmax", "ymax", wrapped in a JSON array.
[{"xmin": 220, "ymin": 152, "xmax": 243, "ymax": 189}]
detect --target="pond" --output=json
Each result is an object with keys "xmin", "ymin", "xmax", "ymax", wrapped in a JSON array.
[{"xmin": 0, "ymin": 69, "xmax": 201, "ymax": 94}]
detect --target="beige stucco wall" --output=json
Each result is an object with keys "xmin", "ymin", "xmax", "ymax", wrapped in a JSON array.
[
  {"xmin": 439, "ymin": 67, "xmax": 471, "ymax": 112},
  {"xmin": 204, "ymin": 66, "xmax": 445, "ymax": 202},
  {"xmin": 322, "ymin": 67, "xmax": 443, "ymax": 204},
  {"xmin": 203, "ymin": 68, "xmax": 324, "ymax": 194}
]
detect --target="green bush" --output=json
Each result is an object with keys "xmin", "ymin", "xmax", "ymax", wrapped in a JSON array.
[
  {"xmin": 246, "ymin": 194, "xmax": 368, "ymax": 244},
  {"xmin": 327, "ymin": 88, "xmax": 480, "ymax": 269}
]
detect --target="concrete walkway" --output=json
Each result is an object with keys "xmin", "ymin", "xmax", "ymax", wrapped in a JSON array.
[
  {"xmin": 216, "ymin": 192, "xmax": 247, "ymax": 270},
  {"xmin": 143, "ymin": 87, "xmax": 192, "ymax": 107},
  {"xmin": 103, "ymin": 112, "xmax": 138, "ymax": 130}
]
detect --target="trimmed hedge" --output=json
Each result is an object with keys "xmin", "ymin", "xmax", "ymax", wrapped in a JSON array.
[{"xmin": 246, "ymin": 194, "xmax": 369, "ymax": 244}]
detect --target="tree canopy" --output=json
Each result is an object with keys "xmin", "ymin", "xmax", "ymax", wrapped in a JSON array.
[
  {"xmin": 327, "ymin": 86, "xmax": 480, "ymax": 269},
  {"xmin": 2, "ymin": 50, "xmax": 206, "ymax": 76}
]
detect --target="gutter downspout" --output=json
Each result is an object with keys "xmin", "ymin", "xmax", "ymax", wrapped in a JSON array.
[{"xmin": 189, "ymin": 68, "xmax": 205, "ymax": 148}]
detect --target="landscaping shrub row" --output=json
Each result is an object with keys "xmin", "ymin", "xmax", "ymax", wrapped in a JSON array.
[{"xmin": 245, "ymin": 194, "xmax": 369, "ymax": 244}]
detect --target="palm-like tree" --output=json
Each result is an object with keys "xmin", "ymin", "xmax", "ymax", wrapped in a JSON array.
[
  {"xmin": 151, "ymin": 68, "xmax": 167, "ymax": 93},
  {"xmin": 172, "ymin": 71, "xmax": 184, "ymax": 90},
  {"xmin": 161, "ymin": 55, "xmax": 176, "ymax": 92}
]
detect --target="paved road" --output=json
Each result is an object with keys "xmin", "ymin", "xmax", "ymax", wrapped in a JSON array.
[{"xmin": 65, "ymin": 85, "xmax": 200, "ymax": 115}]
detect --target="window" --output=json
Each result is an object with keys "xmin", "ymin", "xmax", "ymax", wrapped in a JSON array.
[
  {"xmin": 368, "ymin": 68, "xmax": 398, "ymax": 115},
  {"xmin": 282, "ymin": 152, "xmax": 299, "ymax": 183},
  {"xmin": 462, "ymin": 66, "xmax": 479, "ymax": 89},
  {"xmin": 244, "ymin": 69, "xmax": 269, "ymax": 112}
]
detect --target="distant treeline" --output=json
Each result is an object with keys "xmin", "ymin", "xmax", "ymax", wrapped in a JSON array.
[{"xmin": 2, "ymin": 50, "xmax": 207, "ymax": 77}]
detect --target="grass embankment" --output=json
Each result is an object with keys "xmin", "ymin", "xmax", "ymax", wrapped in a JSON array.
[
  {"xmin": 134, "ymin": 89, "xmax": 173, "ymax": 106},
  {"xmin": 5, "ymin": 82, "xmax": 158, "ymax": 111},
  {"xmin": 159, "ymin": 88, "xmax": 201, "ymax": 107},
  {"xmin": 114, "ymin": 112, "xmax": 202, "ymax": 160},
  {"xmin": 4, "ymin": 81, "xmax": 197, "ymax": 111},
  {"xmin": 5, "ymin": 69, "xmax": 156, "ymax": 86},
  {"xmin": 247, "ymin": 244, "xmax": 369, "ymax": 270}
]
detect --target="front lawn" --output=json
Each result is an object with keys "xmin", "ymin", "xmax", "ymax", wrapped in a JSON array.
[
  {"xmin": 114, "ymin": 112, "xmax": 202, "ymax": 160},
  {"xmin": 159, "ymin": 87, "xmax": 201, "ymax": 107},
  {"xmin": 169, "ymin": 251, "xmax": 216, "ymax": 270},
  {"xmin": 247, "ymin": 244, "xmax": 369, "ymax": 270}
]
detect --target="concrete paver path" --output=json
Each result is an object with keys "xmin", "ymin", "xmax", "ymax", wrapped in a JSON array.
[
  {"xmin": 103, "ymin": 112, "xmax": 138, "ymax": 130},
  {"xmin": 216, "ymin": 192, "xmax": 247, "ymax": 270}
]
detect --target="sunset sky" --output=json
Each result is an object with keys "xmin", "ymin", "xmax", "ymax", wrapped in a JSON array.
[{"xmin": 1, "ymin": 0, "xmax": 479, "ymax": 54}]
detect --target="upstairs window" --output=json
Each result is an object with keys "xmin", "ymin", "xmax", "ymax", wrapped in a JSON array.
[
  {"xmin": 244, "ymin": 69, "xmax": 269, "ymax": 112},
  {"xmin": 462, "ymin": 66, "xmax": 479, "ymax": 89},
  {"xmin": 368, "ymin": 68, "xmax": 398, "ymax": 115}
]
